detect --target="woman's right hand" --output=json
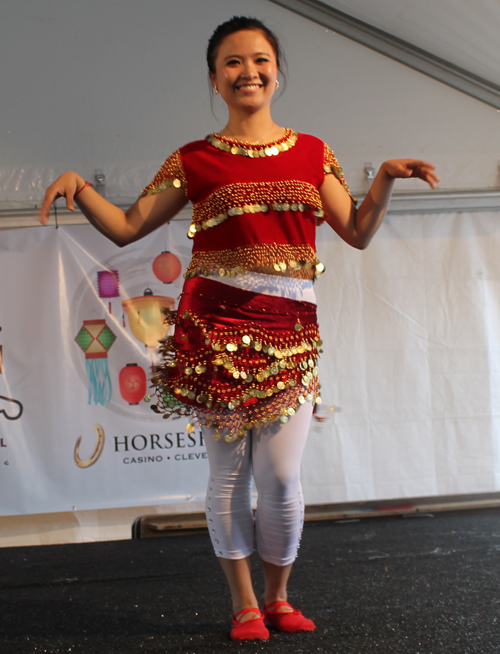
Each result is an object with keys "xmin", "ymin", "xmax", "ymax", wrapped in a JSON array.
[
  {"xmin": 38, "ymin": 171, "xmax": 85, "ymax": 225},
  {"xmin": 37, "ymin": 168, "xmax": 188, "ymax": 247}
]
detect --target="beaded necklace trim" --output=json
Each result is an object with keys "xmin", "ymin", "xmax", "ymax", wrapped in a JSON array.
[{"xmin": 207, "ymin": 128, "xmax": 298, "ymax": 158}]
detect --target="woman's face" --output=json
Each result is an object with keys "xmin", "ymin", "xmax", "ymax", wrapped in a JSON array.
[{"xmin": 210, "ymin": 30, "xmax": 278, "ymax": 114}]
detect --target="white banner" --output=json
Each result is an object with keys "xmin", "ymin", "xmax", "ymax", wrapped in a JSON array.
[
  {"xmin": 0, "ymin": 221, "xmax": 208, "ymax": 515},
  {"xmin": 308, "ymin": 212, "xmax": 500, "ymax": 503},
  {"xmin": 1, "ymin": 213, "xmax": 500, "ymax": 516}
]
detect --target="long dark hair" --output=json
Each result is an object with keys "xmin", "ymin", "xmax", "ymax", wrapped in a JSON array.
[{"xmin": 206, "ymin": 16, "xmax": 287, "ymax": 92}]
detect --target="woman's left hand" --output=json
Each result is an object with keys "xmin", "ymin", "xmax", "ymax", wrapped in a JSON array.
[{"xmin": 382, "ymin": 159, "xmax": 440, "ymax": 189}]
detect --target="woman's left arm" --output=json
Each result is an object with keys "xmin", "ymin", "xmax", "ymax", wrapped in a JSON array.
[{"xmin": 319, "ymin": 159, "xmax": 439, "ymax": 250}]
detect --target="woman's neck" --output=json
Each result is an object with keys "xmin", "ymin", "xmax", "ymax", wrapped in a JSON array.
[{"xmin": 218, "ymin": 112, "xmax": 283, "ymax": 144}]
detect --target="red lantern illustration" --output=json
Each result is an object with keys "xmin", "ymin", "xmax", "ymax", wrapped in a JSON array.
[
  {"xmin": 97, "ymin": 270, "xmax": 120, "ymax": 313},
  {"xmin": 152, "ymin": 251, "xmax": 181, "ymax": 284},
  {"xmin": 119, "ymin": 363, "xmax": 147, "ymax": 405}
]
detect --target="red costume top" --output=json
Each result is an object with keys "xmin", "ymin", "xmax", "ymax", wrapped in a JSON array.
[
  {"xmin": 142, "ymin": 130, "xmax": 352, "ymax": 439},
  {"xmin": 142, "ymin": 129, "xmax": 352, "ymax": 281}
]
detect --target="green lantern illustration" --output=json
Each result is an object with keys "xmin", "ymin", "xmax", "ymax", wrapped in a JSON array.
[{"xmin": 74, "ymin": 319, "xmax": 116, "ymax": 405}]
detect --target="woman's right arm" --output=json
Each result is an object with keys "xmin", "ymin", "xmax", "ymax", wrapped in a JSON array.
[{"xmin": 38, "ymin": 171, "xmax": 188, "ymax": 247}]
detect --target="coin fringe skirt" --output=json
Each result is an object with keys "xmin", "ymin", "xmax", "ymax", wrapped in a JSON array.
[{"xmin": 151, "ymin": 276, "xmax": 322, "ymax": 441}]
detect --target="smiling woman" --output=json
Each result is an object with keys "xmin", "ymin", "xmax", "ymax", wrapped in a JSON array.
[{"xmin": 38, "ymin": 14, "xmax": 439, "ymax": 643}]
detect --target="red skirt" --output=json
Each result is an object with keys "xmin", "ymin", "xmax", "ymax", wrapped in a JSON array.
[{"xmin": 151, "ymin": 276, "xmax": 321, "ymax": 440}]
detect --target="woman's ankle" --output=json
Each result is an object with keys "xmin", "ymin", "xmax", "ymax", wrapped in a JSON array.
[
  {"xmin": 232, "ymin": 594, "xmax": 260, "ymax": 615},
  {"xmin": 263, "ymin": 593, "xmax": 288, "ymax": 609}
]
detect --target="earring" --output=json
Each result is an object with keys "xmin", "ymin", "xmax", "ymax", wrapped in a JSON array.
[
  {"xmin": 213, "ymin": 86, "xmax": 219, "ymax": 95},
  {"xmin": 275, "ymin": 80, "xmax": 280, "ymax": 89}
]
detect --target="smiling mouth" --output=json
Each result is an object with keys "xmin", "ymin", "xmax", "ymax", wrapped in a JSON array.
[{"xmin": 236, "ymin": 83, "xmax": 263, "ymax": 91}]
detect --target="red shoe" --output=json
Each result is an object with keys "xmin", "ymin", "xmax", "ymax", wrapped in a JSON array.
[
  {"xmin": 230, "ymin": 608, "xmax": 270, "ymax": 641},
  {"xmin": 263, "ymin": 601, "xmax": 316, "ymax": 633}
]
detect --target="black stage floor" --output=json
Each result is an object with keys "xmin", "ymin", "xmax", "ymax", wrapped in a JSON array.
[{"xmin": 1, "ymin": 508, "xmax": 500, "ymax": 654}]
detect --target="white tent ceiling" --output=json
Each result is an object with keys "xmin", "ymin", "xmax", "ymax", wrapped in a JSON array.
[
  {"xmin": 271, "ymin": 0, "xmax": 500, "ymax": 107},
  {"xmin": 321, "ymin": 0, "xmax": 500, "ymax": 86}
]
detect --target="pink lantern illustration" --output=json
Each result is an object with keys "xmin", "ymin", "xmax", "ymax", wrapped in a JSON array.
[
  {"xmin": 119, "ymin": 363, "xmax": 147, "ymax": 405},
  {"xmin": 152, "ymin": 251, "xmax": 181, "ymax": 284},
  {"xmin": 97, "ymin": 270, "xmax": 120, "ymax": 313},
  {"xmin": 74, "ymin": 319, "xmax": 116, "ymax": 405},
  {"xmin": 122, "ymin": 288, "xmax": 175, "ymax": 349}
]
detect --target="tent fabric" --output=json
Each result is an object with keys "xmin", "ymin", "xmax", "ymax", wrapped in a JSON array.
[{"xmin": 321, "ymin": 0, "xmax": 500, "ymax": 87}]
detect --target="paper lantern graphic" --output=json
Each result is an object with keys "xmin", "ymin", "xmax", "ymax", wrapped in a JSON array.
[
  {"xmin": 152, "ymin": 251, "xmax": 181, "ymax": 284},
  {"xmin": 122, "ymin": 289, "xmax": 175, "ymax": 348},
  {"xmin": 74, "ymin": 319, "xmax": 116, "ymax": 405},
  {"xmin": 119, "ymin": 363, "xmax": 147, "ymax": 404},
  {"xmin": 97, "ymin": 270, "xmax": 120, "ymax": 313}
]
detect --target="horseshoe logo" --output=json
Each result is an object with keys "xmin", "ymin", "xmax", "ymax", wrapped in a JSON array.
[
  {"xmin": 0, "ymin": 395, "xmax": 24, "ymax": 421},
  {"xmin": 74, "ymin": 424, "xmax": 105, "ymax": 468}
]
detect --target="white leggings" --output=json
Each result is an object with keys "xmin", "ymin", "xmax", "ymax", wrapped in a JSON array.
[{"xmin": 203, "ymin": 403, "xmax": 313, "ymax": 566}]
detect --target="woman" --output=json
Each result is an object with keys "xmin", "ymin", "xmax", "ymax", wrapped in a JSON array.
[{"xmin": 40, "ymin": 16, "xmax": 439, "ymax": 642}]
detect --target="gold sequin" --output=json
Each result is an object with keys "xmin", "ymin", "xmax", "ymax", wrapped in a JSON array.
[{"xmin": 315, "ymin": 262, "xmax": 325, "ymax": 274}]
